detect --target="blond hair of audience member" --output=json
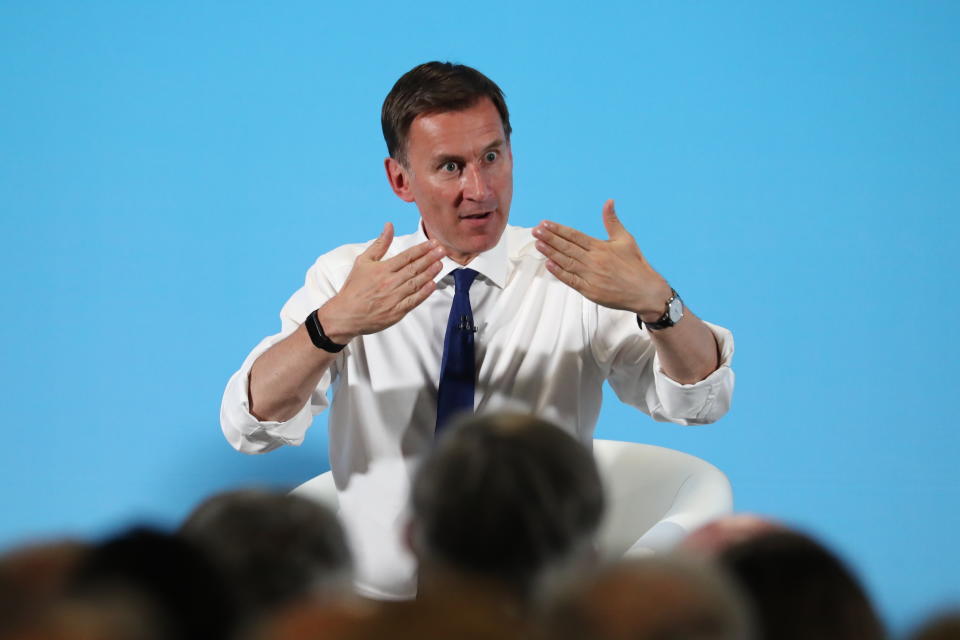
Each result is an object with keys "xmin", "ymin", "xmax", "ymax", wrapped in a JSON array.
[
  {"xmin": 408, "ymin": 412, "xmax": 604, "ymax": 610},
  {"xmin": 547, "ymin": 555, "xmax": 753, "ymax": 640}
]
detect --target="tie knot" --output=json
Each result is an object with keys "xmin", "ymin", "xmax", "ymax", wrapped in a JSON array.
[{"xmin": 453, "ymin": 268, "xmax": 479, "ymax": 293}]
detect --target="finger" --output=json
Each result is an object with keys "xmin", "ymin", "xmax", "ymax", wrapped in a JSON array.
[
  {"xmin": 399, "ymin": 277, "xmax": 438, "ymax": 313},
  {"xmin": 535, "ymin": 239, "xmax": 583, "ymax": 274},
  {"xmin": 601, "ymin": 199, "xmax": 630, "ymax": 240},
  {"xmin": 534, "ymin": 226, "xmax": 589, "ymax": 265},
  {"xmin": 401, "ymin": 259, "xmax": 443, "ymax": 295},
  {"xmin": 541, "ymin": 220, "xmax": 596, "ymax": 251},
  {"xmin": 545, "ymin": 259, "xmax": 588, "ymax": 293},
  {"xmin": 395, "ymin": 243, "xmax": 446, "ymax": 282},
  {"xmin": 362, "ymin": 222, "xmax": 395, "ymax": 262},
  {"xmin": 383, "ymin": 239, "xmax": 440, "ymax": 272}
]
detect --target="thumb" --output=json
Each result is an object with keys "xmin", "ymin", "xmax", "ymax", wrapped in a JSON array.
[
  {"xmin": 363, "ymin": 222, "xmax": 394, "ymax": 261},
  {"xmin": 602, "ymin": 199, "xmax": 629, "ymax": 240}
]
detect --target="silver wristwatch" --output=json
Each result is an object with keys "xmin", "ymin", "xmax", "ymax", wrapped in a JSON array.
[{"xmin": 640, "ymin": 288, "xmax": 684, "ymax": 331}]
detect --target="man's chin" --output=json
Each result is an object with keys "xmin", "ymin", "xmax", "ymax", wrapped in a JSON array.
[{"xmin": 449, "ymin": 232, "xmax": 504, "ymax": 264}]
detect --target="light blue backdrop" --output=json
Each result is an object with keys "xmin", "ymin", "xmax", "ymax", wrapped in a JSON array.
[{"xmin": 2, "ymin": 2, "xmax": 958, "ymax": 634}]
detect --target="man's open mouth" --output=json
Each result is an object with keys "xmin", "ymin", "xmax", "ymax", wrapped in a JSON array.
[{"xmin": 460, "ymin": 211, "xmax": 492, "ymax": 220}]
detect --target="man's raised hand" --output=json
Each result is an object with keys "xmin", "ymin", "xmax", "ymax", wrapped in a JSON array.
[
  {"xmin": 533, "ymin": 200, "xmax": 672, "ymax": 321},
  {"xmin": 317, "ymin": 222, "xmax": 445, "ymax": 344}
]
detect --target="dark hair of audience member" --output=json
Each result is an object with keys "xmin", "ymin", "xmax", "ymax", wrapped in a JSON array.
[
  {"xmin": 718, "ymin": 529, "xmax": 885, "ymax": 640},
  {"xmin": 409, "ymin": 412, "xmax": 604, "ymax": 605},
  {"xmin": 910, "ymin": 610, "xmax": 960, "ymax": 640},
  {"xmin": 66, "ymin": 527, "xmax": 237, "ymax": 640},
  {"xmin": 546, "ymin": 555, "xmax": 753, "ymax": 640},
  {"xmin": 180, "ymin": 489, "xmax": 353, "ymax": 623}
]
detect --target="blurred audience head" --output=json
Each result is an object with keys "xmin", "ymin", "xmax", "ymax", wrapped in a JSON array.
[
  {"xmin": 910, "ymin": 610, "xmax": 960, "ymax": 640},
  {"xmin": 66, "ymin": 526, "xmax": 237, "ymax": 640},
  {"xmin": 718, "ymin": 529, "xmax": 885, "ymax": 640},
  {"xmin": 409, "ymin": 412, "xmax": 604, "ymax": 605},
  {"xmin": 681, "ymin": 514, "xmax": 784, "ymax": 556},
  {"xmin": 15, "ymin": 593, "xmax": 164, "ymax": 640},
  {"xmin": 0, "ymin": 539, "xmax": 89, "ymax": 637},
  {"xmin": 344, "ymin": 593, "xmax": 533, "ymax": 640},
  {"xmin": 547, "ymin": 555, "xmax": 753, "ymax": 640},
  {"xmin": 180, "ymin": 488, "xmax": 353, "ymax": 622},
  {"xmin": 247, "ymin": 597, "xmax": 375, "ymax": 640}
]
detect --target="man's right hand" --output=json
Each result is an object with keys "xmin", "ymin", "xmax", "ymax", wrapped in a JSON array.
[{"xmin": 316, "ymin": 222, "xmax": 446, "ymax": 345}]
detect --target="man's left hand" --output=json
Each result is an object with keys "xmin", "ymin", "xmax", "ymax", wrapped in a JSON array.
[{"xmin": 533, "ymin": 199, "xmax": 672, "ymax": 321}]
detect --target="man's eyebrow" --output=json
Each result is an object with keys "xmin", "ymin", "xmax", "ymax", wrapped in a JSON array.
[
  {"xmin": 431, "ymin": 139, "xmax": 506, "ymax": 165},
  {"xmin": 482, "ymin": 138, "xmax": 506, "ymax": 151},
  {"xmin": 433, "ymin": 152, "xmax": 466, "ymax": 166}
]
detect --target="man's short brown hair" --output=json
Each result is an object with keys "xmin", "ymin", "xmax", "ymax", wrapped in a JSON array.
[{"xmin": 381, "ymin": 61, "xmax": 512, "ymax": 165}]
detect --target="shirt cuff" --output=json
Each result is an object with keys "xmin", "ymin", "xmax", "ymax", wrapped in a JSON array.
[
  {"xmin": 651, "ymin": 321, "xmax": 735, "ymax": 425},
  {"xmin": 220, "ymin": 334, "xmax": 322, "ymax": 454}
]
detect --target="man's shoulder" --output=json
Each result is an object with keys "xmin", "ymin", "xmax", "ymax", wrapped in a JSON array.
[{"xmin": 502, "ymin": 224, "xmax": 543, "ymax": 263}]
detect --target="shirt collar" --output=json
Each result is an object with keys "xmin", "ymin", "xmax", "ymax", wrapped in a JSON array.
[{"xmin": 413, "ymin": 219, "xmax": 509, "ymax": 289}]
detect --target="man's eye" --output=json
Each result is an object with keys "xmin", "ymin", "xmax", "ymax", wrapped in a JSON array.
[
  {"xmin": 441, "ymin": 161, "xmax": 460, "ymax": 173},
  {"xmin": 484, "ymin": 151, "xmax": 498, "ymax": 163}
]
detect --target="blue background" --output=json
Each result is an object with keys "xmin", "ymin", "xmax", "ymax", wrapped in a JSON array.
[{"xmin": 2, "ymin": 2, "xmax": 957, "ymax": 634}]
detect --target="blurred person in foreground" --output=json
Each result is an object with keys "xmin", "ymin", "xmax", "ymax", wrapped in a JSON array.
[
  {"xmin": 910, "ymin": 610, "xmax": 960, "ymax": 640},
  {"xmin": 546, "ymin": 555, "xmax": 752, "ymax": 640},
  {"xmin": 342, "ymin": 595, "xmax": 534, "ymax": 640},
  {"xmin": 221, "ymin": 60, "xmax": 735, "ymax": 598},
  {"xmin": 407, "ymin": 413, "xmax": 604, "ymax": 615},
  {"xmin": 181, "ymin": 489, "xmax": 353, "ymax": 629},
  {"xmin": 64, "ymin": 527, "xmax": 238, "ymax": 640},
  {"xmin": 11, "ymin": 594, "xmax": 163, "ymax": 640},
  {"xmin": 679, "ymin": 513, "xmax": 785, "ymax": 556},
  {"xmin": 0, "ymin": 539, "xmax": 89, "ymax": 639},
  {"xmin": 717, "ymin": 529, "xmax": 886, "ymax": 640}
]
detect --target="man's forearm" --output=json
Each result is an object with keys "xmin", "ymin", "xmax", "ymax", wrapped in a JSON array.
[
  {"xmin": 248, "ymin": 321, "xmax": 340, "ymax": 422},
  {"xmin": 645, "ymin": 309, "xmax": 720, "ymax": 385},
  {"xmin": 247, "ymin": 231, "xmax": 444, "ymax": 423}
]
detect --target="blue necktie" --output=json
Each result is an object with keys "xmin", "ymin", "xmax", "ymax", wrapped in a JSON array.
[{"xmin": 436, "ymin": 268, "xmax": 479, "ymax": 434}]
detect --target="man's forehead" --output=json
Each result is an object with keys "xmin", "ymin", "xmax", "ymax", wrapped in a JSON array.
[{"xmin": 408, "ymin": 99, "xmax": 507, "ymax": 157}]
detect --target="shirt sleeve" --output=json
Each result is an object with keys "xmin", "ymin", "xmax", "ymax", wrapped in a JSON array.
[
  {"xmin": 220, "ymin": 258, "xmax": 346, "ymax": 454},
  {"xmin": 589, "ymin": 304, "xmax": 735, "ymax": 426}
]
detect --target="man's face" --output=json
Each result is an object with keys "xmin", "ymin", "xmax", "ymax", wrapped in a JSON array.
[{"xmin": 387, "ymin": 97, "xmax": 513, "ymax": 265}]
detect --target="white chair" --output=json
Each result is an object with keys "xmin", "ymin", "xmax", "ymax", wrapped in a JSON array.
[
  {"xmin": 591, "ymin": 439, "xmax": 732, "ymax": 559},
  {"xmin": 290, "ymin": 439, "xmax": 732, "ymax": 560}
]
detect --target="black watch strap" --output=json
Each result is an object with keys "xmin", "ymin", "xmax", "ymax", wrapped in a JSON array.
[
  {"xmin": 304, "ymin": 310, "xmax": 347, "ymax": 353},
  {"xmin": 637, "ymin": 288, "xmax": 682, "ymax": 331}
]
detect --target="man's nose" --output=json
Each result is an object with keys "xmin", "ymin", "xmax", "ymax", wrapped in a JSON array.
[{"xmin": 462, "ymin": 163, "xmax": 492, "ymax": 202}]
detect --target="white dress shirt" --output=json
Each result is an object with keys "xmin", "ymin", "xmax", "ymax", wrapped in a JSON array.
[{"xmin": 221, "ymin": 222, "xmax": 735, "ymax": 598}]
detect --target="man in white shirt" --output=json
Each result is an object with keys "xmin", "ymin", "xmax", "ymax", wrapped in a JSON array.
[{"xmin": 221, "ymin": 61, "xmax": 734, "ymax": 599}]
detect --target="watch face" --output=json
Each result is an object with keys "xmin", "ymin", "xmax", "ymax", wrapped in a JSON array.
[{"xmin": 668, "ymin": 295, "xmax": 684, "ymax": 323}]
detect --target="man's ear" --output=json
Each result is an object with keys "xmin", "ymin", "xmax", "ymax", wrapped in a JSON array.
[{"xmin": 384, "ymin": 157, "xmax": 416, "ymax": 203}]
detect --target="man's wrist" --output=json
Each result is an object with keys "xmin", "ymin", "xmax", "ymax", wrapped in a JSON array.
[
  {"xmin": 637, "ymin": 286, "xmax": 684, "ymax": 331},
  {"xmin": 635, "ymin": 280, "xmax": 674, "ymax": 323},
  {"xmin": 314, "ymin": 304, "xmax": 356, "ymax": 347}
]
